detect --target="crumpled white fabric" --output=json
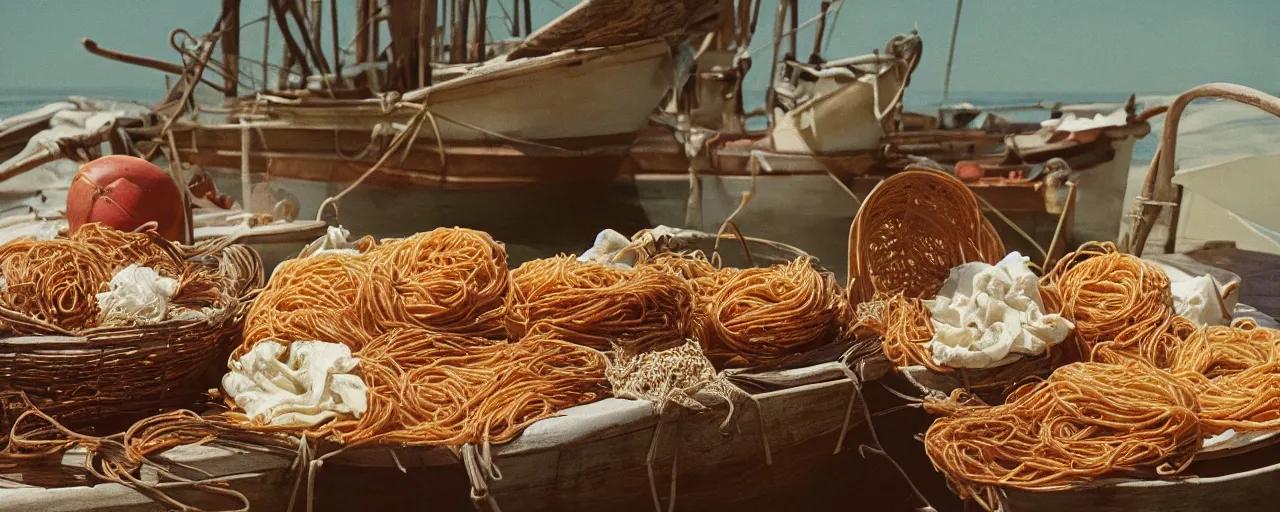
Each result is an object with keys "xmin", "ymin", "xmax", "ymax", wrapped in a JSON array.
[
  {"xmin": 1171, "ymin": 275, "xmax": 1232, "ymax": 326},
  {"xmin": 577, "ymin": 225, "xmax": 697, "ymax": 268},
  {"xmin": 926, "ymin": 253, "xmax": 1074, "ymax": 369},
  {"xmin": 299, "ymin": 225, "xmax": 363, "ymax": 258},
  {"xmin": 96, "ymin": 264, "xmax": 179, "ymax": 326},
  {"xmin": 578, "ymin": 229, "xmax": 633, "ymax": 267},
  {"xmin": 222, "ymin": 341, "xmax": 368, "ymax": 427}
]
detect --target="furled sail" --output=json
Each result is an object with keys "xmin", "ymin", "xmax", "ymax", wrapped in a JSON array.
[{"xmin": 510, "ymin": 0, "xmax": 723, "ymax": 59}]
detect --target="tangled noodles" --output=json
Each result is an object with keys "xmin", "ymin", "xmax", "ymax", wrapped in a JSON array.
[
  {"xmin": 366, "ymin": 228, "xmax": 509, "ymax": 339},
  {"xmin": 698, "ymin": 257, "xmax": 851, "ymax": 367},
  {"xmin": 505, "ymin": 255, "xmax": 694, "ymax": 352},
  {"xmin": 924, "ymin": 362, "xmax": 1202, "ymax": 505},
  {"xmin": 0, "ymin": 223, "xmax": 218, "ymax": 333}
]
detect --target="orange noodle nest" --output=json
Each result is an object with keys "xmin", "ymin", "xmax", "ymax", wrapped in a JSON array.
[
  {"xmin": 697, "ymin": 256, "xmax": 851, "ymax": 367},
  {"xmin": 365, "ymin": 228, "xmax": 509, "ymax": 339},
  {"xmin": 0, "ymin": 223, "xmax": 216, "ymax": 333},
  {"xmin": 505, "ymin": 255, "xmax": 694, "ymax": 351},
  {"xmin": 923, "ymin": 362, "xmax": 1202, "ymax": 506},
  {"xmin": 241, "ymin": 253, "xmax": 382, "ymax": 353},
  {"xmin": 1039, "ymin": 241, "xmax": 1177, "ymax": 365}
]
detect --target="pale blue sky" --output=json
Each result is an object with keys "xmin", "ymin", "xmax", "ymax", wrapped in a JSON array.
[{"xmin": 1, "ymin": 0, "xmax": 1276, "ymax": 95}]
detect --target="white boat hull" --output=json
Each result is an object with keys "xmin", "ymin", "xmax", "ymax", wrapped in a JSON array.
[{"xmin": 232, "ymin": 41, "xmax": 675, "ymax": 143}]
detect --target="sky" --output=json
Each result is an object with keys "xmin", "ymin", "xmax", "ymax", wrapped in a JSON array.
[{"xmin": 0, "ymin": 0, "xmax": 1276, "ymax": 96}]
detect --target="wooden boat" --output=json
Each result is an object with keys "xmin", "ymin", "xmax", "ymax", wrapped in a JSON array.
[
  {"xmin": 88, "ymin": 0, "xmax": 721, "ymax": 191},
  {"xmin": 627, "ymin": 1, "xmax": 1152, "ymax": 280},
  {"xmin": 168, "ymin": 39, "xmax": 678, "ymax": 189}
]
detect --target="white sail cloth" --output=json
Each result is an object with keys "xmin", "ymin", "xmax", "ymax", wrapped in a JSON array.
[
  {"xmin": 926, "ymin": 253, "xmax": 1074, "ymax": 369},
  {"xmin": 222, "ymin": 341, "xmax": 368, "ymax": 427}
]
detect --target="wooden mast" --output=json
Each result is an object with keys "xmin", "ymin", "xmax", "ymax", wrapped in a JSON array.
[
  {"xmin": 221, "ymin": 0, "xmax": 241, "ymax": 98},
  {"xmin": 452, "ymin": 0, "xmax": 470, "ymax": 63},
  {"xmin": 471, "ymin": 0, "xmax": 486, "ymax": 62},
  {"xmin": 270, "ymin": 0, "xmax": 312, "ymax": 81},
  {"xmin": 765, "ymin": 0, "xmax": 786, "ymax": 124},
  {"xmin": 810, "ymin": 1, "xmax": 831, "ymax": 63},
  {"xmin": 331, "ymin": 0, "xmax": 342, "ymax": 85},
  {"xmin": 419, "ymin": 0, "xmax": 437, "ymax": 87},
  {"xmin": 369, "ymin": 0, "xmax": 381, "ymax": 63},
  {"xmin": 356, "ymin": 0, "xmax": 370, "ymax": 63},
  {"xmin": 309, "ymin": 0, "xmax": 323, "ymax": 57},
  {"xmin": 261, "ymin": 0, "xmax": 271, "ymax": 89},
  {"xmin": 522, "ymin": 0, "xmax": 531, "ymax": 37}
]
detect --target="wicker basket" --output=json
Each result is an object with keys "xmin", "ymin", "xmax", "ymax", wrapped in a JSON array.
[
  {"xmin": 0, "ymin": 239, "xmax": 263, "ymax": 433},
  {"xmin": 847, "ymin": 169, "xmax": 1005, "ymax": 305}
]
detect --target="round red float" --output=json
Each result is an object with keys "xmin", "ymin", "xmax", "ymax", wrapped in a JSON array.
[
  {"xmin": 66, "ymin": 155, "xmax": 185, "ymax": 241},
  {"xmin": 955, "ymin": 161, "xmax": 984, "ymax": 182}
]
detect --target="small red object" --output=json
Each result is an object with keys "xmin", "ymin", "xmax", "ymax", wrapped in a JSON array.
[
  {"xmin": 955, "ymin": 161, "xmax": 983, "ymax": 182},
  {"xmin": 66, "ymin": 155, "xmax": 185, "ymax": 241}
]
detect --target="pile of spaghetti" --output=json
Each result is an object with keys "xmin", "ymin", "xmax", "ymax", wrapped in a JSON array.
[
  {"xmin": 0, "ymin": 223, "xmax": 226, "ymax": 333},
  {"xmin": 505, "ymin": 255, "xmax": 694, "ymax": 352},
  {"xmin": 237, "ymin": 228, "xmax": 609, "ymax": 446},
  {"xmin": 693, "ymin": 256, "xmax": 852, "ymax": 368},
  {"xmin": 581, "ymin": 247, "xmax": 854, "ymax": 369},
  {"xmin": 924, "ymin": 362, "xmax": 1203, "ymax": 506},
  {"xmin": 919, "ymin": 241, "xmax": 1280, "ymax": 505}
]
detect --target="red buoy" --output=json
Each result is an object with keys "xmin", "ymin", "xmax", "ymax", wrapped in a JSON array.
[
  {"xmin": 66, "ymin": 155, "xmax": 185, "ymax": 241},
  {"xmin": 955, "ymin": 161, "xmax": 984, "ymax": 182}
]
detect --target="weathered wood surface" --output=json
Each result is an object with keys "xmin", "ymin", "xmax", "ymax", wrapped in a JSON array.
[
  {"xmin": 0, "ymin": 374, "xmax": 868, "ymax": 512},
  {"xmin": 1002, "ymin": 457, "xmax": 1280, "ymax": 512},
  {"xmin": 0, "ymin": 446, "xmax": 293, "ymax": 512}
]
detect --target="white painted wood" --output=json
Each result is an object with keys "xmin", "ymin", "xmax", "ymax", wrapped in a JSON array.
[
  {"xmin": 770, "ymin": 65, "xmax": 904, "ymax": 154},
  {"xmin": 222, "ymin": 41, "xmax": 675, "ymax": 143}
]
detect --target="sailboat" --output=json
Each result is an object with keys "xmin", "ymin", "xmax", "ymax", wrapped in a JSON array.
[
  {"xmin": 0, "ymin": 0, "xmax": 722, "ymax": 258},
  {"xmin": 626, "ymin": 0, "xmax": 1153, "ymax": 278}
]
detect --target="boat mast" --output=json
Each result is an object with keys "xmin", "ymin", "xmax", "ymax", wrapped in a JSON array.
[
  {"xmin": 472, "ymin": 0, "xmax": 487, "ymax": 62},
  {"xmin": 262, "ymin": 0, "xmax": 272, "ymax": 90},
  {"xmin": 810, "ymin": 1, "xmax": 831, "ymax": 63},
  {"xmin": 522, "ymin": 0, "xmax": 531, "ymax": 36},
  {"xmin": 452, "ymin": 0, "xmax": 470, "ymax": 63},
  {"xmin": 941, "ymin": 0, "xmax": 963, "ymax": 106},
  {"xmin": 221, "ymin": 0, "xmax": 241, "ymax": 99},
  {"xmin": 331, "ymin": 0, "xmax": 343, "ymax": 86},
  {"xmin": 420, "ymin": 0, "xmax": 437, "ymax": 87},
  {"xmin": 765, "ymin": 0, "xmax": 788, "ymax": 126}
]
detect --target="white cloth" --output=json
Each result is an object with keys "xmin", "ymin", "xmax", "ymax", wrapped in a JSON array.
[
  {"xmin": 300, "ymin": 226, "xmax": 364, "ymax": 258},
  {"xmin": 1171, "ymin": 275, "xmax": 1232, "ymax": 326},
  {"xmin": 577, "ymin": 229, "xmax": 634, "ymax": 267},
  {"xmin": 96, "ymin": 264, "xmax": 179, "ymax": 326},
  {"xmin": 926, "ymin": 253, "xmax": 1074, "ymax": 369},
  {"xmin": 222, "ymin": 341, "xmax": 369, "ymax": 427},
  {"xmin": 1040, "ymin": 108, "xmax": 1127, "ymax": 133}
]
